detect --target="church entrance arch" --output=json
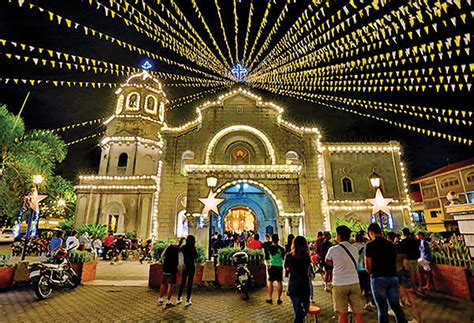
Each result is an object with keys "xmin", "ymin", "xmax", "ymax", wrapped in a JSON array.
[{"xmin": 214, "ymin": 181, "xmax": 278, "ymax": 239}]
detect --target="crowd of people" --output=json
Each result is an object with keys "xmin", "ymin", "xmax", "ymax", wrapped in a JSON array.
[{"xmin": 205, "ymin": 225, "xmax": 433, "ymax": 323}]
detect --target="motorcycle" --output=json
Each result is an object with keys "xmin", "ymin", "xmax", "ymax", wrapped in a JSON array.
[
  {"xmin": 29, "ymin": 247, "xmax": 80, "ymax": 299},
  {"xmin": 232, "ymin": 251, "xmax": 253, "ymax": 301}
]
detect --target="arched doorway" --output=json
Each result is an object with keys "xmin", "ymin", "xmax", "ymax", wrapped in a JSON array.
[
  {"xmin": 214, "ymin": 182, "xmax": 278, "ymax": 239},
  {"xmin": 224, "ymin": 206, "xmax": 257, "ymax": 233}
]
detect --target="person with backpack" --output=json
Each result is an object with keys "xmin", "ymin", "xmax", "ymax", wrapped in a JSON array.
[
  {"xmin": 158, "ymin": 239, "xmax": 183, "ymax": 308},
  {"xmin": 325, "ymin": 225, "xmax": 364, "ymax": 323},
  {"xmin": 177, "ymin": 235, "xmax": 198, "ymax": 307},
  {"xmin": 264, "ymin": 234, "xmax": 285, "ymax": 305}
]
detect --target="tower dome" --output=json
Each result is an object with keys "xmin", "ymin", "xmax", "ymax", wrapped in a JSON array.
[{"xmin": 114, "ymin": 71, "xmax": 169, "ymax": 123}]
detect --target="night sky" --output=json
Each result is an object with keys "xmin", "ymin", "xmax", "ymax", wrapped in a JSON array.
[{"xmin": 0, "ymin": 0, "xmax": 472, "ymax": 182}]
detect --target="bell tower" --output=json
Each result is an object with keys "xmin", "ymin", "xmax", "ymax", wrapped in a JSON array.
[{"xmin": 98, "ymin": 71, "xmax": 168, "ymax": 176}]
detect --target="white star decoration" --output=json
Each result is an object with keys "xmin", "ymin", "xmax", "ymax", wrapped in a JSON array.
[
  {"xmin": 199, "ymin": 189, "xmax": 225, "ymax": 215},
  {"xmin": 366, "ymin": 188, "xmax": 393, "ymax": 216},
  {"xmin": 27, "ymin": 188, "xmax": 48, "ymax": 213}
]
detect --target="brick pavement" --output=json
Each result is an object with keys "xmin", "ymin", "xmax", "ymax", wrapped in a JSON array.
[{"xmin": 1, "ymin": 283, "xmax": 473, "ymax": 323}]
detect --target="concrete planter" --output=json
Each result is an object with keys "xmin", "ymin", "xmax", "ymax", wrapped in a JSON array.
[
  {"xmin": 0, "ymin": 266, "xmax": 15, "ymax": 289},
  {"xmin": 71, "ymin": 261, "xmax": 97, "ymax": 283},
  {"xmin": 148, "ymin": 263, "xmax": 204, "ymax": 288},
  {"xmin": 216, "ymin": 264, "xmax": 266, "ymax": 286},
  {"xmin": 432, "ymin": 263, "xmax": 472, "ymax": 300}
]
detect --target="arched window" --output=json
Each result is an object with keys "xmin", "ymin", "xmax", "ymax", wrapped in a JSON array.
[
  {"xmin": 118, "ymin": 153, "xmax": 128, "ymax": 168},
  {"xmin": 176, "ymin": 210, "xmax": 188, "ymax": 238},
  {"xmin": 180, "ymin": 150, "xmax": 195, "ymax": 174},
  {"xmin": 125, "ymin": 92, "xmax": 140, "ymax": 111},
  {"xmin": 115, "ymin": 94, "xmax": 124, "ymax": 114},
  {"xmin": 285, "ymin": 151, "xmax": 300, "ymax": 165},
  {"xmin": 158, "ymin": 101, "xmax": 165, "ymax": 122},
  {"xmin": 144, "ymin": 95, "xmax": 158, "ymax": 115},
  {"xmin": 342, "ymin": 177, "xmax": 353, "ymax": 193}
]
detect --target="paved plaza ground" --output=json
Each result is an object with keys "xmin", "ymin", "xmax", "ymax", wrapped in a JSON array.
[{"xmin": 1, "ymin": 245, "xmax": 473, "ymax": 322}]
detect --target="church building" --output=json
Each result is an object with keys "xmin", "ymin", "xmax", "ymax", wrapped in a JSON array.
[{"xmin": 74, "ymin": 71, "xmax": 412, "ymax": 248}]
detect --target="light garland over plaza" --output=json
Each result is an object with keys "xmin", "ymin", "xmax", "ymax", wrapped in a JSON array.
[{"xmin": 0, "ymin": 0, "xmax": 470, "ymax": 148}]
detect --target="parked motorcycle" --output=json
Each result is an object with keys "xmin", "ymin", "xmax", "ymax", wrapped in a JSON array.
[
  {"xmin": 29, "ymin": 247, "xmax": 80, "ymax": 299},
  {"xmin": 232, "ymin": 251, "xmax": 253, "ymax": 300}
]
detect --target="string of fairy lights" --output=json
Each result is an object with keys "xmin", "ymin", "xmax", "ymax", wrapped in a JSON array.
[{"xmin": 0, "ymin": 0, "xmax": 471, "ymax": 148}]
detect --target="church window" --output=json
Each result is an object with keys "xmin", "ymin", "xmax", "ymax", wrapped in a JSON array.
[
  {"xmin": 342, "ymin": 177, "xmax": 353, "ymax": 193},
  {"xmin": 118, "ymin": 153, "xmax": 128, "ymax": 168},
  {"xmin": 144, "ymin": 95, "xmax": 158, "ymax": 115},
  {"xmin": 115, "ymin": 94, "xmax": 124, "ymax": 114},
  {"xmin": 125, "ymin": 92, "xmax": 140, "ymax": 111},
  {"xmin": 285, "ymin": 151, "xmax": 300, "ymax": 165},
  {"xmin": 158, "ymin": 101, "xmax": 165, "ymax": 122},
  {"xmin": 180, "ymin": 150, "xmax": 195, "ymax": 174}
]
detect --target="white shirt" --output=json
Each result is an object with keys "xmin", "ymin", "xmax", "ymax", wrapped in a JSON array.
[{"xmin": 325, "ymin": 241, "xmax": 360, "ymax": 286}]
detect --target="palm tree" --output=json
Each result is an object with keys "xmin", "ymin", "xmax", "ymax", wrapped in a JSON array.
[{"xmin": 0, "ymin": 104, "xmax": 68, "ymax": 220}]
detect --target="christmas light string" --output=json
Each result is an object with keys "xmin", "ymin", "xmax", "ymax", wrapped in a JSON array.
[
  {"xmin": 251, "ymin": 83, "xmax": 472, "ymax": 146},
  {"xmin": 241, "ymin": 0, "xmax": 254, "ymax": 64},
  {"xmin": 215, "ymin": 0, "xmax": 234, "ymax": 66},
  {"xmin": 51, "ymin": 118, "xmax": 104, "ymax": 132},
  {"xmin": 11, "ymin": 0, "xmax": 226, "ymax": 81},
  {"xmin": 66, "ymin": 131, "xmax": 105, "ymax": 146},
  {"xmin": 87, "ymin": 0, "xmax": 227, "ymax": 77},
  {"xmin": 244, "ymin": 0, "xmax": 272, "ymax": 67}
]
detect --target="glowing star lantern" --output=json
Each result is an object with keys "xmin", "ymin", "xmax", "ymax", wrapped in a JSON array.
[
  {"xmin": 366, "ymin": 189, "xmax": 393, "ymax": 216},
  {"xmin": 140, "ymin": 59, "xmax": 154, "ymax": 71},
  {"xmin": 199, "ymin": 189, "xmax": 225, "ymax": 215},
  {"xmin": 231, "ymin": 63, "xmax": 249, "ymax": 81},
  {"xmin": 27, "ymin": 187, "xmax": 48, "ymax": 213}
]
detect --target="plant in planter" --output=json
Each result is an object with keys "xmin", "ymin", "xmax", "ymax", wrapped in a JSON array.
[
  {"xmin": 149, "ymin": 240, "xmax": 206, "ymax": 288},
  {"xmin": 0, "ymin": 254, "xmax": 15, "ymax": 289},
  {"xmin": 69, "ymin": 250, "xmax": 96, "ymax": 283},
  {"xmin": 77, "ymin": 223, "xmax": 108, "ymax": 240},
  {"xmin": 431, "ymin": 238, "xmax": 473, "ymax": 300},
  {"xmin": 216, "ymin": 248, "xmax": 266, "ymax": 286}
]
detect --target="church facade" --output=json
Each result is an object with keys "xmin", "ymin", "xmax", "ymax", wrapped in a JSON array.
[{"xmin": 74, "ymin": 71, "xmax": 412, "ymax": 247}]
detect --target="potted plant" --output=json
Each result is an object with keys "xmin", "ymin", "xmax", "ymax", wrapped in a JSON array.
[
  {"xmin": 69, "ymin": 250, "xmax": 97, "ymax": 283},
  {"xmin": 148, "ymin": 240, "xmax": 206, "ymax": 288},
  {"xmin": 216, "ymin": 248, "xmax": 266, "ymax": 286},
  {"xmin": 431, "ymin": 238, "xmax": 473, "ymax": 300},
  {"xmin": 0, "ymin": 254, "xmax": 15, "ymax": 290}
]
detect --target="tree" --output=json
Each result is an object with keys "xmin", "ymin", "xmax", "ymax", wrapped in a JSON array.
[{"xmin": 0, "ymin": 104, "xmax": 74, "ymax": 222}]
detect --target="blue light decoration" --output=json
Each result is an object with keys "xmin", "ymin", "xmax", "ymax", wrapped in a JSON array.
[
  {"xmin": 140, "ymin": 59, "xmax": 154, "ymax": 71},
  {"xmin": 230, "ymin": 62, "xmax": 249, "ymax": 81},
  {"xmin": 13, "ymin": 206, "xmax": 27, "ymax": 238},
  {"xmin": 199, "ymin": 215, "xmax": 205, "ymax": 229}
]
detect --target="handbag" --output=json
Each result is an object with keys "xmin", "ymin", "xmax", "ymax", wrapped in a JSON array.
[{"xmin": 339, "ymin": 243, "xmax": 358, "ymax": 272}]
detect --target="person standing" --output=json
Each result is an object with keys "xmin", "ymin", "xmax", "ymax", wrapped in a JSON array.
[
  {"xmin": 399, "ymin": 228, "xmax": 421, "ymax": 292},
  {"xmin": 284, "ymin": 236, "xmax": 311, "ymax": 323},
  {"xmin": 321, "ymin": 232, "xmax": 333, "ymax": 292},
  {"xmin": 79, "ymin": 232, "xmax": 91, "ymax": 251},
  {"xmin": 103, "ymin": 232, "xmax": 115, "ymax": 260},
  {"xmin": 265, "ymin": 234, "xmax": 285, "ymax": 305},
  {"xmin": 325, "ymin": 225, "xmax": 364, "ymax": 323},
  {"xmin": 365, "ymin": 223, "xmax": 407, "ymax": 323},
  {"xmin": 262, "ymin": 234, "xmax": 272, "ymax": 254},
  {"xmin": 66, "ymin": 230, "xmax": 79, "ymax": 251},
  {"xmin": 417, "ymin": 232, "xmax": 432, "ymax": 290},
  {"xmin": 285, "ymin": 234, "xmax": 295, "ymax": 254},
  {"xmin": 248, "ymin": 233, "xmax": 263, "ymax": 250},
  {"xmin": 353, "ymin": 232, "xmax": 376, "ymax": 310},
  {"xmin": 48, "ymin": 231, "xmax": 63, "ymax": 256},
  {"xmin": 158, "ymin": 240, "xmax": 181, "ymax": 308},
  {"xmin": 177, "ymin": 235, "xmax": 198, "ymax": 307},
  {"xmin": 91, "ymin": 237, "xmax": 102, "ymax": 260}
]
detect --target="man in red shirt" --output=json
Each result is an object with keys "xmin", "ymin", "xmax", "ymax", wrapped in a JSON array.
[
  {"xmin": 247, "ymin": 233, "xmax": 263, "ymax": 250},
  {"xmin": 103, "ymin": 233, "xmax": 115, "ymax": 260}
]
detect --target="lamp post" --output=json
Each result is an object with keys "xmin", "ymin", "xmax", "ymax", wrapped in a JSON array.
[
  {"xmin": 367, "ymin": 172, "xmax": 393, "ymax": 230},
  {"xmin": 369, "ymin": 172, "xmax": 384, "ymax": 229},
  {"xmin": 20, "ymin": 175, "xmax": 47, "ymax": 261}
]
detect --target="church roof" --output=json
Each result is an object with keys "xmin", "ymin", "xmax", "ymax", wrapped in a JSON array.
[{"xmin": 119, "ymin": 71, "xmax": 165, "ymax": 96}]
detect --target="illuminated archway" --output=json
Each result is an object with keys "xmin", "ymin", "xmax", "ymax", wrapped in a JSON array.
[{"xmin": 205, "ymin": 125, "xmax": 276, "ymax": 164}]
